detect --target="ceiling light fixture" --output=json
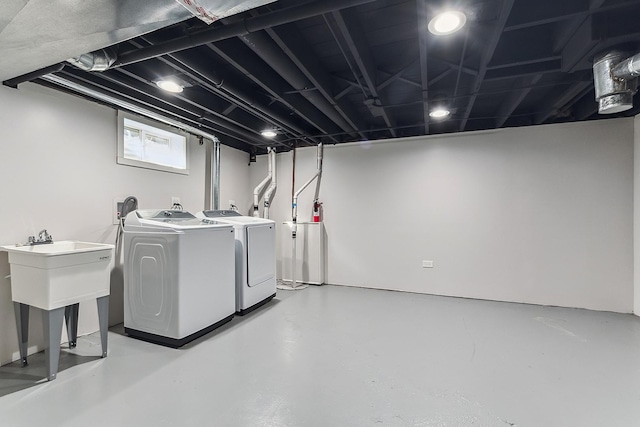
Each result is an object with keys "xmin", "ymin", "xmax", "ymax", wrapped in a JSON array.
[
  {"xmin": 429, "ymin": 108, "xmax": 450, "ymax": 119},
  {"xmin": 156, "ymin": 79, "xmax": 184, "ymax": 93},
  {"xmin": 428, "ymin": 11, "xmax": 467, "ymax": 35},
  {"xmin": 261, "ymin": 129, "xmax": 278, "ymax": 138}
]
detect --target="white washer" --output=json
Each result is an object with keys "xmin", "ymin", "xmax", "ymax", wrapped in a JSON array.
[
  {"xmin": 123, "ymin": 209, "xmax": 235, "ymax": 347},
  {"xmin": 197, "ymin": 210, "xmax": 276, "ymax": 315}
]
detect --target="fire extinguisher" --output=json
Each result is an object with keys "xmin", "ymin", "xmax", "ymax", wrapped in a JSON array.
[{"xmin": 313, "ymin": 200, "xmax": 323, "ymax": 222}]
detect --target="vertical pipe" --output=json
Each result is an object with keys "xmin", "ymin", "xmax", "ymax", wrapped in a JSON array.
[
  {"xmin": 290, "ymin": 143, "xmax": 323, "ymax": 288},
  {"xmin": 264, "ymin": 148, "xmax": 277, "ymax": 219},
  {"xmin": 253, "ymin": 147, "xmax": 273, "ymax": 217},
  {"xmin": 313, "ymin": 143, "xmax": 324, "ymax": 203},
  {"xmin": 213, "ymin": 137, "xmax": 221, "ymax": 210},
  {"xmin": 205, "ymin": 138, "xmax": 213, "ymax": 210},
  {"xmin": 291, "ymin": 143, "xmax": 297, "ymax": 288}
]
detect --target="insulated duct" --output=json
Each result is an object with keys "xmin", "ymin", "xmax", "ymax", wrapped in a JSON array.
[
  {"xmin": 593, "ymin": 50, "xmax": 639, "ymax": 114},
  {"xmin": 175, "ymin": 0, "xmax": 277, "ymax": 24},
  {"xmin": 67, "ymin": 48, "xmax": 117, "ymax": 72},
  {"xmin": 114, "ymin": 0, "xmax": 378, "ymax": 67}
]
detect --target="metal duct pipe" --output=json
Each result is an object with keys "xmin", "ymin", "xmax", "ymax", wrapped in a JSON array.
[
  {"xmin": 3, "ymin": 63, "xmax": 65, "ymax": 88},
  {"xmin": 253, "ymin": 147, "xmax": 273, "ymax": 217},
  {"xmin": 290, "ymin": 143, "xmax": 323, "ymax": 289},
  {"xmin": 67, "ymin": 48, "xmax": 116, "ymax": 72},
  {"xmin": 40, "ymin": 74, "xmax": 223, "ymax": 210},
  {"xmin": 238, "ymin": 31, "xmax": 357, "ymax": 135},
  {"xmin": 263, "ymin": 148, "xmax": 277, "ymax": 219},
  {"xmin": 114, "ymin": 0, "xmax": 377, "ymax": 67},
  {"xmin": 213, "ymin": 138, "xmax": 221, "ymax": 210},
  {"xmin": 593, "ymin": 50, "xmax": 639, "ymax": 114},
  {"xmin": 205, "ymin": 136, "xmax": 222, "ymax": 210},
  {"xmin": 612, "ymin": 52, "xmax": 640, "ymax": 80}
]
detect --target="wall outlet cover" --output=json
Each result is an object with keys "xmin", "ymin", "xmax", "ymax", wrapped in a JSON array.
[{"xmin": 422, "ymin": 260, "xmax": 434, "ymax": 268}]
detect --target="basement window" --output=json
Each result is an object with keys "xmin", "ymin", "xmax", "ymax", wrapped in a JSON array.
[{"xmin": 117, "ymin": 111, "xmax": 189, "ymax": 175}]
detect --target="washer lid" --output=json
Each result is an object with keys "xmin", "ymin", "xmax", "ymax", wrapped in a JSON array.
[
  {"xmin": 201, "ymin": 210, "xmax": 242, "ymax": 218},
  {"xmin": 197, "ymin": 211, "xmax": 275, "ymax": 226},
  {"xmin": 128, "ymin": 209, "xmax": 229, "ymax": 229}
]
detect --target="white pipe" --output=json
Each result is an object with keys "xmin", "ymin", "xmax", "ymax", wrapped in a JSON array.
[
  {"xmin": 291, "ymin": 143, "xmax": 323, "ymax": 288},
  {"xmin": 253, "ymin": 148, "xmax": 273, "ymax": 217},
  {"xmin": 313, "ymin": 143, "xmax": 324, "ymax": 203},
  {"xmin": 263, "ymin": 148, "xmax": 277, "ymax": 219}
]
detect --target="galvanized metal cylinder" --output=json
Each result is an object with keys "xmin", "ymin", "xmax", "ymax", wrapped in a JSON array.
[{"xmin": 593, "ymin": 51, "xmax": 638, "ymax": 114}]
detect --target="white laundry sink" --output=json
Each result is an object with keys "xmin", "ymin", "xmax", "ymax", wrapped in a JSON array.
[{"xmin": 2, "ymin": 241, "xmax": 114, "ymax": 310}]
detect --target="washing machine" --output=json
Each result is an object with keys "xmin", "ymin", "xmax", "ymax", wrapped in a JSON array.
[
  {"xmin": 123, "ymin": 209, "xmax": 235, "ymax": 347},
  {"xmin": 197, "ymin": 210, "xmax": 276, "ymax": 315}
]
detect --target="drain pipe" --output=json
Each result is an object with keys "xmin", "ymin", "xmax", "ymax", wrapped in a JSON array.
[
  {"xmin": 290, "ymin": 143, "xmax": 324, "ymax": 289},
  {"xmin": 263, "ymin": 148, "xmax": 277, "ymax": 219},
  {"xmin": 253, "ymin": 148, "xmax": 273, "ymax": 217}
]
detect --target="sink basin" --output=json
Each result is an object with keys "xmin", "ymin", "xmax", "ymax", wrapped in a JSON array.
[{"xmin": 2, "ymin": 241, "xmax": 114, "ymax": 310}]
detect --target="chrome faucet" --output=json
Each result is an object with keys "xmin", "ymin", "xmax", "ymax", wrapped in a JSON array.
[
  {"xmin": 38, "ymin": 229, "xmax": 52, "ymax": 243},
  {"xmin": 27, "ymin": 229, "xmax": 53, "ymax": 245}
]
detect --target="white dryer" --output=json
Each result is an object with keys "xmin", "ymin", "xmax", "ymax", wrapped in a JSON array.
[
  {"xmin": 197, "ymin": 210, "xmax": 276, "ymax": 315},
  {"xmin": 123, "ymin": 209, "xmax": 235, "ymax": 347}
]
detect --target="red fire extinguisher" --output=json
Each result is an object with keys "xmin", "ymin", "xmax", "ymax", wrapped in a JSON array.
[{"xmin": 313, "ymin": 200, "xmax": 323, "ymax": 222}]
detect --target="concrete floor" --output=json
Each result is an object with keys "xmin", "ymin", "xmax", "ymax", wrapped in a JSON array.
[{"xmin": 1, "ymin": 285, "xmax": 640, "ymax": 426}]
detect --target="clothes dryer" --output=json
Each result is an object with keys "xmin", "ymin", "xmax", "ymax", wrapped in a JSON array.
[
  {"xmin": 197, "ymin": 210, "xmax": 276, "ymax": 315},
  {"xmin": 123, "ymin": 209, "xmax": 235, "ymax": 347}
]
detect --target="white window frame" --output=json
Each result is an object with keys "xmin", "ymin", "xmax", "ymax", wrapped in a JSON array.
[{"xmin": 117, "ymin": 111, "xmax": 190, "ymax": 175}]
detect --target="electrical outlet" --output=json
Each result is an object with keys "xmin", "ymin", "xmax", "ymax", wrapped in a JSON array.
[
  {"xmin": 422, "ymin": 260, "xmax": 434, "ymax": 268},
  {"xmin": 113, "ymin": 199, "xmax": 124, "ymax": 225}
]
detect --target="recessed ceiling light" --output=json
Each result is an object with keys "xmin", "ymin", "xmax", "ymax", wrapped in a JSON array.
[
  {"xmin": 429, "ymin": 108, "xmax": 450, "ymax": 119},
  {"xmin": 428, "ymin": 11, "xmax": 467, "ymax": 35},
  {"xmin": 156, "ymin": 80, "xmax": 184, "ymax": 93},
  {"xmin": 261, "ymin": 129, "xmax": 278, "ymax": 138}
]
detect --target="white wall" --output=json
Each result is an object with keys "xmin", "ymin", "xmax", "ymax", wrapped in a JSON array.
[
  {"xmin": 253, "ymin": 119, "xmax": 634, "ymax": 313},
  {"xmin": 0, "ymin": 83, "xmax": 250, "ymax": 365},
  {"xmin": 635, "ymin": 114, "xmax": 640, "ymax": 316}
]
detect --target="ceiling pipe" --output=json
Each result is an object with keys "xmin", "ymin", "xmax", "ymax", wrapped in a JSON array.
[
  {"xmin": 40, "ymin": 73, "xmax": 222, "ymax": 146},
  {"xmin": 593, "ymin": 50, "xmax": 639, "ymax": 114},
  {"xmin": 113, "ymin": 0, "xmax": 378, "ymax": 68},
  {"xmin": 131, "ymin": 38, "xmax": 313, "ymax": 143},
  {"xmin": 612, "ymin": 52, "xmax": 640, "ymax": 79},
  {"xmin": 237, "ymin": 30, "xmax": 357, "ymax": 137},
  {"xmin": 67, "ymin": 48, "xmax": 116, "ymax": 72},
  {"xmin": 3, "ymin": 63, "xmax": 65, "ymax": 88}
]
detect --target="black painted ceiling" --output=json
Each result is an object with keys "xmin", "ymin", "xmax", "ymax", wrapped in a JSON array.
[{"xmin": 9, "ymin": 0, "xmax": 640, "ymax": 153}]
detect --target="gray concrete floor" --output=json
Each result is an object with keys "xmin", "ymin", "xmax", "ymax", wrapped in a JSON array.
[{"xmin": 1, "ymin": 285, "xmax": 640, "ymax": 427}]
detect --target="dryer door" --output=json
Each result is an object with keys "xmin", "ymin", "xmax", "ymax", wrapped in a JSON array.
[{"xmin": 246, "ymin": 224, "xmax": 275, "ymax": 287}]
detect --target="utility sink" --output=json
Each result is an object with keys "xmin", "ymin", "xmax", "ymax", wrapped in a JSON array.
[
  {"xmin": 2, "ymin": 241, "xmax": 114, "ymax": 310},
  {"xmin": 2, "ymin": 240, "xmax": 114, "ymax": 380}
]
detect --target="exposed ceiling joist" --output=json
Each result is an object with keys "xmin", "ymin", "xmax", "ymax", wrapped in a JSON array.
[
  {"xmin": 331, "ymin": 8, "xmax": 397, "ymax": 138},
  {"xmin": 495, "ymin": 74, "xmax": 543, "ymax": 128},
  {"xmin": 417, "ymin": 0, "xmax": 429, "ymax": 135},
  {"xmin": 459, "ymin": 0, "xmax": 515, "ymax": 131}
]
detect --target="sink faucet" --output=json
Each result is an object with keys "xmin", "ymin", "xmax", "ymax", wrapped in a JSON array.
[
  {"xmin": 27, "ymin": 229, "xmax": 53, "ymax": 245},
  {"xmin": 38, "ymin": 229, "xmax": 52, "ymax": 243}
]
